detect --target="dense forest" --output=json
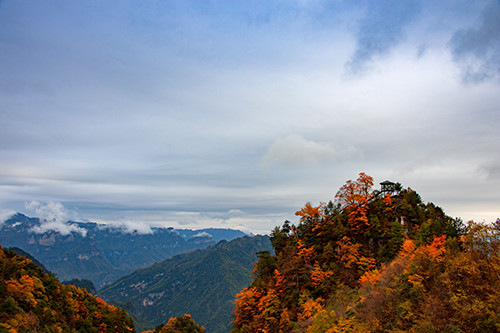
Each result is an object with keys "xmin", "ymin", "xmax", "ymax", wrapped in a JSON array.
[
  {"xmin": 232, "ymin": 173, "xmax": 500, "ymax": 332},
  {"xmin": 0, "ymin": 246, "xmax": 135, "ymax": 332},
  {"xmin": 0, "ymin": 243, "xmax": 213, "ymax": 332}
]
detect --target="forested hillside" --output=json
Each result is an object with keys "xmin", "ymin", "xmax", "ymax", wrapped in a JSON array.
[
  {"xmin": 100, "ymin": 235, "xmax": 272, "ymax": 333},
  {"xmin": 0, "ymin": 245, "xmax": 135, "ymax": 332},
  {"xmin": 232, "ymin": 173, "xmax": 500, "ymax": 332}
]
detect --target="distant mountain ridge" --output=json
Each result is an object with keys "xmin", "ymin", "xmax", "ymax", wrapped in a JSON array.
[
  {"xmin": 100, "ymin": 235, "xmax": 273, "ymax": 333},
  {"xmin": 0, "ymin": 213, "xmax": 249, "ymax": 288}
]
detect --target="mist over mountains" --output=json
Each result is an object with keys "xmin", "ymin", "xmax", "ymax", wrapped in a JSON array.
[{"xmin": 0, "ymin": 213, "xmax": 249, "ymax": 288}]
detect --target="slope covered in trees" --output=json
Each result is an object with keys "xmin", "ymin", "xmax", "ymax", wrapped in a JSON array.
[
  {"xmin": 0, "ymin": 245, "xmax": 135, "ymax": 332},
  {"xmin": 232, "ymin": 173, "xmax": 499, "ymax": 332},
  {"xmin": 100, "ymin": 235, "xmax": 272, "ymax": 333},
  {"xmin": 142, "ymin": 314, "xmax": 206, "ymax": 333}
]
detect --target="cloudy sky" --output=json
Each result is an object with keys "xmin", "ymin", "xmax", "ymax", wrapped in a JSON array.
[{"xmin": 1, "ymin": 0, "xmax": 499, "ymax": 234}]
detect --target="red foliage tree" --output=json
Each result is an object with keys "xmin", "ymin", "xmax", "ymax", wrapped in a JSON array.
[{"xmin": 335, "ymin": 172, "xmax": 374, "ymax": 234}]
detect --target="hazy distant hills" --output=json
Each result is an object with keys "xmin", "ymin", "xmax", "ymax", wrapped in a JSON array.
[
  {"xmin": 100, "ymin": 235, "xmax": 273, "ymax": 333},
  {"xmin": 0, "ymin": 213, "xmax": 248, "ymax": 288}
]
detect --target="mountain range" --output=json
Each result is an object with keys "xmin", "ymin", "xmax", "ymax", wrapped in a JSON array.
[
  {"xmin": 100, "ymin": 235, "xmax": 272, "ymax": 333},
  {"xmin": 0, "ymin": 213, "xmax": 248, "ymax": 288}
]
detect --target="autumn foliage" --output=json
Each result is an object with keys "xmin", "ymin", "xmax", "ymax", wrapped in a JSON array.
[
  {"xmin": 142, "ymin": 314, "xmax": 206, "ymax": 333},
  {"xmin": 232, "ymin": 173, "xmax": 499, "ymax": 333},
  {"xmin": 0, "ymin": 246, "xmax": 135, "ymax": 332},
  {"xmin": 335, "ymin": 172, "xmax": 374, "ymax": 233}
]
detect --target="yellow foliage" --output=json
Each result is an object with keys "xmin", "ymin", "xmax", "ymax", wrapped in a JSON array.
[
  {"xmin": 6, "ymin": 275, "xmax": 37, "ymax": 307},
  {"xmin": 299, "ymin": 298, "xmax": 325, "ymax": 321},
  {"xmin": 401, "ymin": 239, "xmax": 416, "ymax": 257},
  {"xmin": 95, "ymin": 296, "xmax": 108, "ymax": 309},
  {"xmin": 407, "ymin": 273, "xmax": 424, "ymax": 292},
  {"xmin": 297, "ymin": 239, "xmax": 316, "ymax": 261},
  {"xmin": 359, "ymin": 268, "xmax": 381, "ymax": 286},
  {"xmin": 310, "ymin": 264, "xmax": 334, "ymax": 287}
]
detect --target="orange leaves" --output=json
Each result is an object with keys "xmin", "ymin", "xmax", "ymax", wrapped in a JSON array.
[
  {"xmin": 335, "ymin": 172, "xmax": 374, "ymax": 208},
  {"xmin": 401, "ymin": 239, "xmax": 416, "ymax": 257},
  {"xmin": 425, "ymin": 235, "xmax": 446, "ymax": 260},
  {"xmin": 298, "ymin": 298, "xmax": 325, "ymax": 321},
  {"xmin": 233, "ymin": 287, "xmax": 261, "ymax": 327},
  {"xmin": 296, "ymin": 203, "xmax": 327, "ymax": 234},
  {"xmin": 401, "ymin": 235, "xmax": 447, "ymax": 273},
  {"xmin": 335, "ymin": 173, "xmax": 374, "ymax": 233},
  {"xmin": 356, "ymin": 257, "xmax": 376, "ymax": 272},
  {"xmin": 0, "ymin": 247, "xmax": 136, "ymax": 333},
  {"xmin": 336, "ymin": 237, "xmax": 361, "ymax": 270},
  {"xmin": 347, "ymin": 207, "xmax": 370, "ymax": 232},
  {"xmin": 233, "ymin": 286, "xmax": 282, "ymax": 332},
  {"xmin": 335, "ymin": 236, "xmax": 377, "ymax": 286},
  {"xmin": 354, "ymin": 227, "xmax": 500, "ymax": 332},
  {"xmin": 383, "ymin": 193, "xmax": 393, "ymax": 212},
  {"xmin": 295, "ymin": 203, "xmax": 324, "ymax": 221},
  {"xmin": 95, "ymin": 296, "xmax": 108, "ymax": 309},
  {"xmin": 257, "ymin": 288, "xmax": 281, "ymax": 330},
  {"xmin": 158, "ymin": 314, "xmax": 205, "ymax": 332},
  {"xmin": 310, "ymin": 264, "xmax": 333, "ymax": 287},
  {"xmin": 98, "ymin": 323, "xmax": 107, "ymax": 331},
  {"xmin": 274, "ymin": 269, "xmax": 285, "ymax": 296},
  {"xmin": 297, "ymin": 239, "xmax": 316, "ymax": 262},
  {"xmin": 6, "ymin": 275, "xmax": 38, "ymax": 307},
  {"xmin": 231, "ymin": 174, "xmax": 500, "ymax": 332},
  {"xmin": 359, "ymin": 268, "xmax": 381, "ymax": 286}
]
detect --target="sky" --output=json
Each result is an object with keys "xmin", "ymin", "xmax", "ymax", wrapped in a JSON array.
[{"xmin": 1, "ymin": 0, "xmax": 500, "ymax": 235}]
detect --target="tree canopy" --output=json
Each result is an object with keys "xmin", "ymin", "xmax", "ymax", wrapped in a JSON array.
[
  {"xmin": 0, "ymin": 246, "xmax": 135, "ymax": 332},
  {"xmin": 232, "ymin": 173, "xmax": 498, "ymax": 333}
]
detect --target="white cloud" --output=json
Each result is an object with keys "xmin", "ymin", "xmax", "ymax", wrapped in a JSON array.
[
  {"xmin": 101, "ymin": 220, "xmax": 154, "ymax": 235},
  {"xmin": 0, "ymin": 209, "xmax": 16, "ymax": 227},
  {"xmin": 25, "ymin": 201, "xmax": 87, "ymax": 237},
  {"xmin": 261, "ymin": 135, "xmax": 358, "ymax": 170},
  {"xmin": 192, "ymin": 231, "xmax": 212, "ymax": 238},
  {"xmin": 25, "ymin": 201, "xmax": 66, "ymax": 222},
  {"xmin": 230, "ymin": 225, "xmax": 256, "ymax": 236},
  {"xmin": 30, "ymin": 221, "xmax": 87, "ymax": 237},
  {"xmin": 226, "ymin": 209, "xmax": 246, "ymax": 218}
]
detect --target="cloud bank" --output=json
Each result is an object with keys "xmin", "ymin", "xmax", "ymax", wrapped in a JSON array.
[
  {"xmin": 261, "ymin": 135, "xmax": 358, "ymax": 169},
  {"xmin": 25, "ymin": 201, "xmax": 87, "ymax": 237},
  {"xmin": 0, "ymin": 209, "xmax": 16, "ymax": 227},
  {"xmin": 100, "ymin": 220, "xmax": 154, "ymax": 235}
]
